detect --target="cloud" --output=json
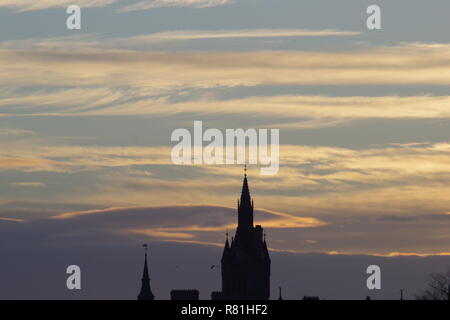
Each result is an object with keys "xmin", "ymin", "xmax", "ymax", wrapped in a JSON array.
[
  {"xmin": 4, "ymin": 88, "xmax": 450, "ymax": 126},
  {"xmin": 0, "ymin": 128, "xmax": 35, "ymax": 136},
  {"xmin": 4, "ymin": 139, "xmax": 450, "ymax": 221},
  {"xmin": 0, "ymin": 28, "xmax": 362, "ymax": 51},
  {"xmin": 2, "ymin": 220, "xmax": 450, "ymax": 300},
  {"xmin": 0, "ymin": 0, "xmax": 233, "ymax": 12},
  {"xmin": 2, "ymin": 43, "xmax": 450, "ymax": 90},
  {"xmin": 0, "ymin": 157, "xmax": 64, "ymax": 172},
  {"xmin": 3, "ymin": 134, "xmax": 450, "ymax": 220},
  {"xmin": 124, "ymin": 29, "xmax": 362, "ymax": 42},
  {"xmin": 0, "ymin": 87, "xmax": 127, "ymax": 113},
  {"xmin": 3, "ymin": 201, "xmax": 450, "ymax": 256},
  {"xmin": 51, "ymin": 204, "xmax": 325, "ymax": 230},
  {"xmin": 0, "ymin": 217, "xmax": 24, "ymax": 223},
  {"xmin": 0, "ymin": 143, "xmax": 171, "ymax": 172},
  {"xmin": 3, "ymin": 43, "xmax": 450, "ymax": 120},
  {"xmin": 118, "ymin": 0, "xmax": 233, "ymax": 13},
  {"xmin": 101, "ymin": 94, "xmax": 450, "ymax": 121},
  {"xmin": 9, "ymin": 182, "xmax": 46, "ymax": 187},
  {"xmin": 2, "ymin": 37, "xmax": 450, "ymax": 257},
  {"xmin": 0, "ymin": 0, "xmax": 116, "ymax": 12},
  {"xmin": 128, "ymin": 229, "xmax": 196, "ymax": 239}
]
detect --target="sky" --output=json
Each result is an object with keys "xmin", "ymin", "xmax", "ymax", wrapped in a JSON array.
[{"xmin": 1, "ymin": 0, "xmax": 450, "ymax": 299}]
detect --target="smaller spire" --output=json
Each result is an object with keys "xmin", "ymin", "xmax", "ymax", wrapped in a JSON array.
[
  {"xmin": 137, "ymin": 244, "xmax": 154, "ymax": 300},
  {"xmin": 142, "ymin": 244, "xmax": 149, "ymax": 279},
  {"xmin": 222, "ymin": 234, "xmax": 231, "ymax": 262},
  {"xmin": 278, "ymin": 286, "xmax": 283, "ymax": 300}
]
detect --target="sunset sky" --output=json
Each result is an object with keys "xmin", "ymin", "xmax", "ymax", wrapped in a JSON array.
[{"xmin": 2, "ymin": 0, "xmax": 450, "ymax": 299}]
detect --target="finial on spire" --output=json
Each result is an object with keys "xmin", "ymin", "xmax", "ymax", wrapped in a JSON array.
[{"xmin": 244, "ymin": 164, "xmax": 247, "ymax": 177}]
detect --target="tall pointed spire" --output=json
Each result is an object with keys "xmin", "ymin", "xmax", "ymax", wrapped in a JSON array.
[
  {"xmin": 238, "ymin": 166, "xmax": 254, "ymax": 228},
  {"xmin": 137, "ymin": 244, "xmax": 155, "ymax": 300},
  {"xmin": 240, "ymin": 164, "xmax": 251, "ymax": 204}
]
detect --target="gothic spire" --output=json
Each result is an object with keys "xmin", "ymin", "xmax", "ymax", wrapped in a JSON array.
[
  {"xmin": 240, "ymin": 168, "xmax": 251, "ymax": 206},
  {"xmin": 221, "ymin": 233, "xmax": 231, "ymax": 262},
  {"xmin": 238, "ymin": 166, "xmax": 254, "ymax": 228},
  {"xmin": 137, "ymin": 244, "xmax": 155, "ymax": 300}
]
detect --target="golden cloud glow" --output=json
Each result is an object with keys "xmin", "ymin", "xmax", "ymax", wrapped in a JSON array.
[
  {"xmin": 125, "ymin": 29, "xmax": 362, "ymax": 41},
  {"xmin": 0, "ymin": 216, "xmax": 24, "ymax": 222},
  {"xmin": 127, "ymin": 229, "xmax": 195, "ymax": 239},
  {"xmin": 3, "ymin": 44, "xmax": 450, "ymax": 91},
  {"xmin": 9, "ymin": 182, "xmax": 45, "ymax": 187},
  {"xmin": 3, "ymin": 140, "xmax": 450, "ymax": 219}
]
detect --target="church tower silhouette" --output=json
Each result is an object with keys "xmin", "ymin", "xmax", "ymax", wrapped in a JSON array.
[
  {"xmin": 137, "ymin": 244, "xmax": 155, "ymax": 300},
  {"xmin": 212, "ymin": 169, "xmax": 271, "ymax": 300}
]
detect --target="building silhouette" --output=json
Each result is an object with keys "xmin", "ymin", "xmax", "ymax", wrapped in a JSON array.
[
  {"xmin": 171, "ymin": 289, "xmax": 200, "ymax": 300},
  {"xmin": 212, "ymin": 170, "xmax": 271, "ymax": 300},
  {"xmin": 137, "ymin": 244, "xmax": 155, "ymax": 300},
  {"xmin": 302, "ymin": 296, "xmax": 319, "ymax": 300}
]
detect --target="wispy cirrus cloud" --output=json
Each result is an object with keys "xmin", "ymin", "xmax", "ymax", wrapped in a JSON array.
[
  {"xmin": 2, "ymin": 43, "xmax": 450, "ymax": 91},
  {"xmin": 0, "ymin": 144, "xmax": 171, "ymax": 172},
  {"xmin": 3, "ymin": 137, "xmax": 450, "ymax": 222},
  {"xmin": 0, "ymin": 28, "xmax": 362, "ymax": 51},
  {"xmin": 0, "ymin": 127, "xmax": 34, "ymax": 136},
  {"xmin": 0, "ymin": 157, "xmax": 63, "ymax": 172},
  {"xmin": 9, "ymin": 182, "xmax": 46, "ymax": 188},
  {"xmin": 118, "ymin": 0, "xmax": 233, "ymax": 13},
  {"xmin": 3, "ymin": 89, "xmax": 450, "ymax": 126},
  {"xmin": 3, "ymin": 41, "xmax": 450, "ymax": 125},
  {"xmin": 124, "ymin": 29, "xmax": 362, "ymax": 42},
  {"xmin": 51, "ymin": 204, "xmax": 324, "ymax": 230},
  {"xmin": 0, "ymin": 216, "xmax": 24, "ymax": 223},
  {"xmin": 0, "ymin": 0, "xmax": 116, "ymax": 12},
  {"xmin": 4, "ymin": 139, "xmax": 450, "ymax": 192},
  {"xmin": 4, "ymin": 201, "xmax": 450, "ymax": 256},
  {"xmin": 0, "ymin": 0, "xmax": 234, "ymax": 12}
]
